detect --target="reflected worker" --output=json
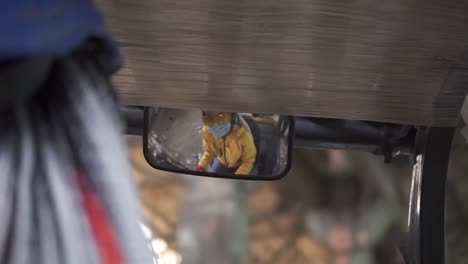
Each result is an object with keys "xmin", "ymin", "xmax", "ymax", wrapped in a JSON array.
[{"xmin": 196, "ymin": 112, "xmax": 257, "ymax": 175}]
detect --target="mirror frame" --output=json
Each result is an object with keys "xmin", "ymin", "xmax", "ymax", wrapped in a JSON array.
[{"xmin": 142, "ymin": 107, "xmax": 295, "ymax": 180}]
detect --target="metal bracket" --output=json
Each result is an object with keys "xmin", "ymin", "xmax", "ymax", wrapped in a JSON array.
[{"xmin": 121, "ymin": 105, "xmax": 145, "ymax": 135}]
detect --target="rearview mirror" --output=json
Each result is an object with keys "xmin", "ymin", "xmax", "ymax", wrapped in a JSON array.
[{"xmin": 143, "ymin": 107, "xmax": 294, "ymax": 180}]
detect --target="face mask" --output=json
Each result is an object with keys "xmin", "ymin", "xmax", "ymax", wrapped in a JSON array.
[{"xmin": 208, "ymin": 122, "xmax": 231, "ymax": 138}]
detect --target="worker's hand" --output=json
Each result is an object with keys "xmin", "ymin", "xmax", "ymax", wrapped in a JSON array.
[{"xmin": 195, "ymin": 165, "xmax": 205, "ymax": 171}]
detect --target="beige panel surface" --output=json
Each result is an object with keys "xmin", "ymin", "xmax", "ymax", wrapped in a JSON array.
[{"xmin": 98, "ymin": 0, "xmax": 468, "ymax": 126}]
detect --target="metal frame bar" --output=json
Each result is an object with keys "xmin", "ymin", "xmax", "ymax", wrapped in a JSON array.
[
  {"xmin": 121, "ymin": 106, "xmax": 415, "ymax": 161},
  {"xmin": 407, "ymin": 127, "xmax": 455, "ymax": 264}
]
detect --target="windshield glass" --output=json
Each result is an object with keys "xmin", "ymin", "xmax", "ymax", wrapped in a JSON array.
[{"xmin": 128, "ymin": 135, "xmax": 413, "ymax": 263}]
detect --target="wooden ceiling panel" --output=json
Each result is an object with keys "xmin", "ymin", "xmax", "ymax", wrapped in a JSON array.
[{"xmin": 99, "ymin": 0, "xmax": 468, "ymax": 126}]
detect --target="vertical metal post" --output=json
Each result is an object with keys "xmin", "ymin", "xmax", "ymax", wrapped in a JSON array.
[{"xmin": 409, "ymin": 127, "xmax": 455, "ymax": 264}]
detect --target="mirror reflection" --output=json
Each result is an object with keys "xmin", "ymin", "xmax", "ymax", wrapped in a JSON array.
[{"xmin": 145, "ymin": 107, "xmax": 293, "ymax": 178}]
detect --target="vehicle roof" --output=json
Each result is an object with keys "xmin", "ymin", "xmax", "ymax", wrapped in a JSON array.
[{"xmin": 98, "ymin": 0, "xmax": 468, "ymax": 126}]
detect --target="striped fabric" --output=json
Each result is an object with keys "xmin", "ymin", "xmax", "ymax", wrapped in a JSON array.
[{"xmin": 0, "ymin": 48, "xmax": 151, "ymax": 264}]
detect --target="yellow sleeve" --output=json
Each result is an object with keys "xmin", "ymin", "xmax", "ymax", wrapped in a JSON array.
[
  {"xmin": 235, "ymin": 131, "xmax": 257, "ymax": 175},
  {"xmin": 198, "ymin": 127, "xmax": 216, "ymax": 170}
]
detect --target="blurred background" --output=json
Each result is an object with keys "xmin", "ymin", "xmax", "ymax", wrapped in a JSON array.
[{"xmin": 127, "ymin": 116, "xmax": 468, "ymax": 264}]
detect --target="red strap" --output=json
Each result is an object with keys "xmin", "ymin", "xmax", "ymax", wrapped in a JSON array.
[{"xmin": 77, "ymin": 176, "xmax": 124, "ymax": 264}]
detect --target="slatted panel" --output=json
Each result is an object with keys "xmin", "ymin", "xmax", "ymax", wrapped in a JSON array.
[{"xmin": 97, "ymin": 0, "xmax": 468, "ymax": 126}]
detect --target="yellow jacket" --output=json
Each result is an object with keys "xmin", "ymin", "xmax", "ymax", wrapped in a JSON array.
[{"xmin": 198, "ymin": 124, "xmax": 256, "ymax": 175}]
